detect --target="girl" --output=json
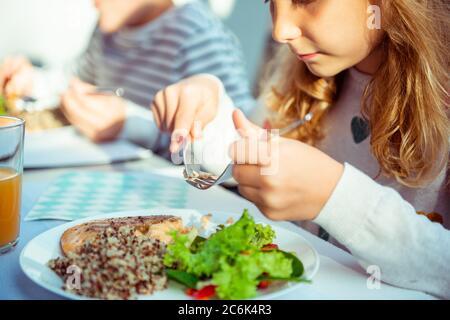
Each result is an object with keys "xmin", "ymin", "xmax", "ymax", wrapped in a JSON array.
[{"xmin": 151, "ymin": 0, "xmax": 450, "ymax": 298}]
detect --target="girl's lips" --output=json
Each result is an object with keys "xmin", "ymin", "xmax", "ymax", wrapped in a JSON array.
[{"xmin": 297, "ymin": 53, "xmax": 319, "ymax": 61}]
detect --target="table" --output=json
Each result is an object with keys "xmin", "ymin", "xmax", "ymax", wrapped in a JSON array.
[{"xmin": 0, "ymin": 154, "xmax": 436, "ymax": 300}]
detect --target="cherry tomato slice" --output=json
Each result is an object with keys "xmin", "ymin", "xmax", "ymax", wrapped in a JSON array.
[
  {"xmin": 261, "ymin": 243, "xmax": 279, "ymax": 251},
  {"xmin": 258, "ymin": 280, "xmax": 270, "ymax": 289},
  {"xmin": 186, "ymin": 285, "xmax": 216, "ymax": 300}
]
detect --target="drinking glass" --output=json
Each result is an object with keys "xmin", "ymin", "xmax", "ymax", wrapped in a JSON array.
[{"xmin": 0, "ymin": 116, "xmax": 24, "ymax": 254}]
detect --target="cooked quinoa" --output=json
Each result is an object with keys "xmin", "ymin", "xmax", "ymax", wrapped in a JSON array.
[{"xmin": 48, "ymin": 225, "xmax": 168, "ymax": 300}]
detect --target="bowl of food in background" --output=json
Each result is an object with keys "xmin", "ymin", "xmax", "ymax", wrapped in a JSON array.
[{"xmin": 0, "ymin": 94, "xmax": 69, "ymax": 132}]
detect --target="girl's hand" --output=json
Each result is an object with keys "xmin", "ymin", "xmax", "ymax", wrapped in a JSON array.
[
  {"xmin": 229, "ymin": 110, "xmax": 344, "ymax": 221},
  {"xmin": 0, "ymin": 56, "xmax": 35, "ymax": 97},
  {"xmin": 61, "ymin": 78, "xmax": 126, "ymax": 142},
  {"xmin": 151, "ymin": 74, "xmax": 222, "ymax": 153}
]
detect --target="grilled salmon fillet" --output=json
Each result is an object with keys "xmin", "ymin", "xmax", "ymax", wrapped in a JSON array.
[{"xmin": 60, "ymin": 215, "xmax": 183, "ymax": 256}]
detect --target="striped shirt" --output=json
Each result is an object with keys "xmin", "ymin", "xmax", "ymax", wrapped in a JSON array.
[{"xmin": 77, "ymin": 1, "xmax": 253, "ymax": 114}]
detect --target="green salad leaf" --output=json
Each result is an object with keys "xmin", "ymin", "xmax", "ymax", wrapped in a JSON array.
[
  {"xmin": 0, "ymin": 95, "xmax": 7, "ymax": 115},
  {"xmin": 212, "ymin": 250, "xmax": 294, "ymax": 299},
  {"xmin": 164, "ymin": 209, "xmax": 307, "ymax": 299},
  {"xmin": 282, "ymin": 251, "xmax": 304, "ymax": 278},
  {"xmin": 189, "ymin": 235, "xmax": 206, "ymax": 253},
  {"xmin": 257, "ymin": 251, "xmax": 309, "ymax": 282},
  {"xmin": 166, "ymin": 269, "xmax": 199, "ymax": 289}
]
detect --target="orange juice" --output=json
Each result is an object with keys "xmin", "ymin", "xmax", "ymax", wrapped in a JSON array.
[
  {"xmin": 0, "ymin": 116, "xmax": 18, "ymax": 126},
  {"xmin": 0, "ymin": 167, "xmax": 21, "ymax": 248}
]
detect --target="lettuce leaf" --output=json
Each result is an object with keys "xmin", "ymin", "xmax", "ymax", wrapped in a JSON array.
[
  {"xmin": 164, "ymin": 210, "xmax": 304, "ymax": 299},
  {"xmin": 0, "ymin": 95, "xmax": 7, "ymax": 115},
  {"xmin": 212, "ymin": 251, "xmax": 293, "ymax": 299},
  {"xmin": 166, "ymin": 269, "xmax": 199, "ymax": 289}
]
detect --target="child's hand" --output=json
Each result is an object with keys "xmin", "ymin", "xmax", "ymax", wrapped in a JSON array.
[
  {"xmin": 0, "ymin": 56, "xmax": 34, "ymax": 97},
  {"xmin": 229, "ymin": 109, "xmax": 344, "ymax": 222},
  {"xmin": 61, "ymin": 78, "xmax": 126, "ymax": 142},
  {"xmin": 151, "ymin": 74, "xmax": 222, "ymax": 153}
]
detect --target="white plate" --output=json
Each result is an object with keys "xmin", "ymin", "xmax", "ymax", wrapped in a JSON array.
[{"xmin": 20, "ymin": 208, "xmax": 319, "ymax": 300}]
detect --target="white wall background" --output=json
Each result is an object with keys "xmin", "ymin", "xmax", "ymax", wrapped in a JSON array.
[
  {"xmin": 221, "ymin": 0, "xmax": 271, "ymax": 85},
  {"xmin": 0, "ymin": 0, "xmax": 97, "ymax": 68},
  {"xmin": 0, "ymin": 0, "xmax": 270, "ymax": 85}
]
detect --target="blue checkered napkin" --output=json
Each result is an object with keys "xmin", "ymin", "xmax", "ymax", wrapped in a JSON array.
[{"xmin": 25, "ymin": 171, "xmax": 189, "ymax": 221}]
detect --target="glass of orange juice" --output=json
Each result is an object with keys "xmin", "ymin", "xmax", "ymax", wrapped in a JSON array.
[{"xmin": 0, "ymin": 116, "xmax": 24, "ymax": 254}]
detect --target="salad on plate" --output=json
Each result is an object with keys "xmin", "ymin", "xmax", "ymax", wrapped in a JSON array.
[{"xmin": 164, "ymin": 210, "xmax": 308, "ymax": 300}]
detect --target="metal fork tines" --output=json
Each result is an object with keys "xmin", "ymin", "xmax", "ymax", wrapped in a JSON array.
[
  {"xmin": 183, "ymin": 169, "xmax": 219, "ymax": 190},
  {"xmin": 183, "ymin": 164, "xmax": 232, "ymax": 190}
]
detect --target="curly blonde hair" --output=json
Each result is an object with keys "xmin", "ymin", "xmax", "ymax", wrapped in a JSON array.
[{"xmin": 263, "ymin": 0, "xmax": 449, "ymax": 187}]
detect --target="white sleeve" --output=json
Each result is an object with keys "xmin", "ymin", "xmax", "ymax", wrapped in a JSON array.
[
  {"xmin": 197, "ymin": 74, "xmax": 237, "ymax": 176},
  {"xmin": 202, "ymin": 74, "xmax": 236, "ymax": 133},
  {"xmin": 313, "ymin": 163, "xmax": 450, "ymax": 298},
  {"xmin": 118, "ymin": 100, "xmax": 161, "ymax": 151},
  {"xmin": 201, "ymin": 73, "xmax": 261, "ymax": 134},
  {"xmin": 199, "ymin": 74, "xmax": 264, "ymax": 177}
]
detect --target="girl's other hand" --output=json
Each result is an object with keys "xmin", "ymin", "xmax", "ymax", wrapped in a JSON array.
[
  {"xmin": 151, "ymin": 74, "xmax": 222, "ymax": 153},
  {"xmin": 61, "ymin": 78, "xmax": 126, "ymax": 142},
  {"xmin": 229, "ymin": 109, "xmax": 345, "ymax": 222},
  {"xmin": 0, "ymin": 56, "xmax": 35, "ymax": 97}
]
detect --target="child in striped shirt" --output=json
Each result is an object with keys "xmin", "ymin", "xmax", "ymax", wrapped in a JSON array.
[{"xmin": 0, "ymin": 0, "xmax": 252, "ymax": 151}]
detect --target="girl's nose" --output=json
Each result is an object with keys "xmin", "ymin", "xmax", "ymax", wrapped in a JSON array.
[{"xmin": 272, "ymin": 17, "xmax": 302, "ymax": 44}]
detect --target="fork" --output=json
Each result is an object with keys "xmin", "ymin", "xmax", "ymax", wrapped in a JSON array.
[
  {"xmin": 16, "ymin": 87, "xmax": 125, "ymax": 112},
  {"xmin": 182, "ymin": 112, "xmax": 313, "ymax": 190},
  {"xmin": 90, "ymin": 87, "xmax": 125, "ymax": 97}
]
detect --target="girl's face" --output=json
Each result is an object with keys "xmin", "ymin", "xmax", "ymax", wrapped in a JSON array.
[{"xmin": 268, "ymin": 0, "xmax": 384, "ymax": 77}]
